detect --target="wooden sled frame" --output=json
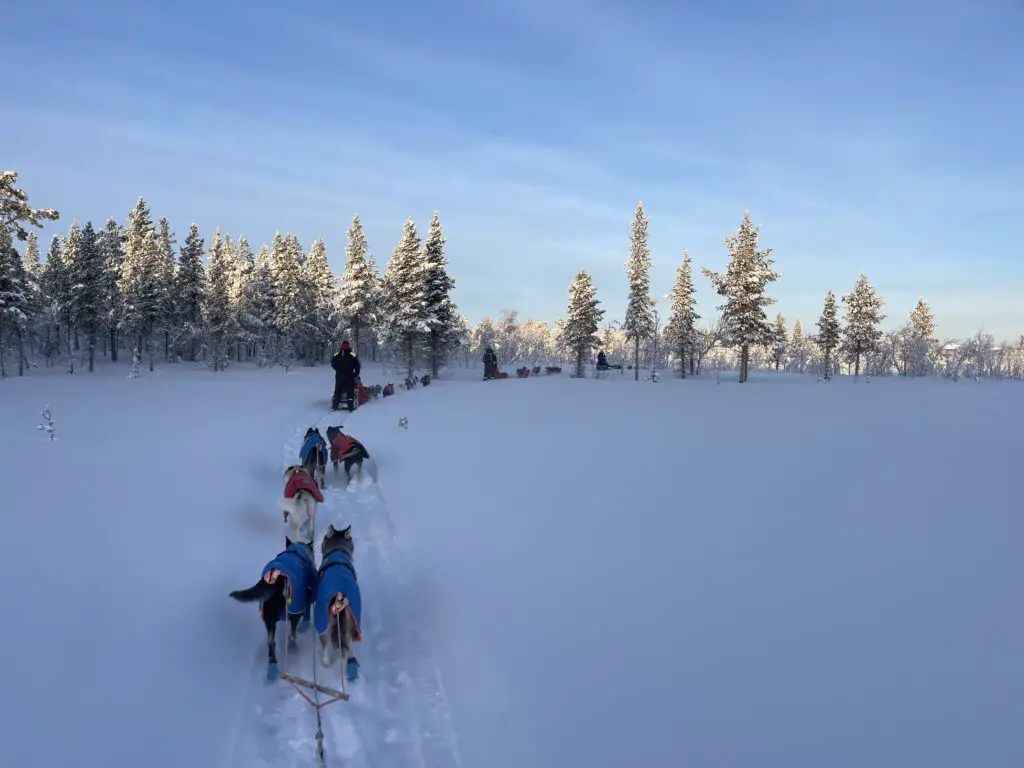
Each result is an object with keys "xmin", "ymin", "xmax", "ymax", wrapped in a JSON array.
[{"xmin": 276, "ymin": 588, "xmax": 351, "ymax": 708}]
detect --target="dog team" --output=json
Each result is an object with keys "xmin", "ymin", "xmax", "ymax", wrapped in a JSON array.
[{"xmin": 229, "ymin": 424, "xmax": 372, "ymax": 684}]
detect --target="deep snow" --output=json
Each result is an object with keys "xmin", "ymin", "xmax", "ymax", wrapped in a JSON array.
[{"xmin": 1, "ymin": 362, "xmax": 1021, "ymax": 768}]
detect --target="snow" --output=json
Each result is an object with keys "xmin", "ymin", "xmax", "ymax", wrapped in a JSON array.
[{"xmin": 1, "ymin": 363, "xmax": 1021, "ymax": 767}]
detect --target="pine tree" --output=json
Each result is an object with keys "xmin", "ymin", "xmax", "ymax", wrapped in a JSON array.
[
  {"xmin": 664, "ymin": 249, "xmax": 699, "ymax": 378},
  {"xmin": 622, "ymin": 202, "xmax": 655, "ymax": 380},
  {"xmin": 562, "ymin": 268, "xmax": 604, "ymax": 378},
  {"xmin": 770, "ymin": 313, "xmax": 788, "ymax": 371},
  {"xmin": 337, "ymin": 214, "xmax": 377, "ymax": 356},
  {"xmin": 841, "ymin": 272, "xmax": 885, "ymax": 376},
  {"xmin": 0, "ymin": 170, "xmax": 59, "ymax": 241},
  {"xmin": 702, "ymin": 212, "xmax": 780, "ymax": 383},
  {"xmin": 907, "ymin": 297, "xmax": 936, "ymax": 376},
  {"xmin": 816, "ymin": 290, "xmax": 841, "ymax": 378},
  {"xmin": 175, "ymin": 223, "xmax": 205, "ymax": 361},
  {"xmin": 421, "ymin": 211, "xmax": 459, "ymax": 377},
  {"xmin": 117, "ymin": 197, "xmax": 162, "ymax": 371},
  {"xmin": 304, "ymin": 237, "xmax": 336, "ymax": 364},
  {"xmin": 204, "ymin": 228, "xmax": 233, "ymax": 370},
  {"xmin": 74, "ymin": 222, "xmax": 105, "ymax": 372},
  {"xmin": 20, "ymin": 232, "xmax": 43, "ymax": 357},
  {"xmin": 97, "ymin": 218, "xmax": 125, "ymax": 361},
  {"xmin": 380, "ymin": 218, "xmax": 426, "ymax": 377},
  {"xmin": 0, "ymin": 224, "xmax": 29, "ymax": 377},
  {"xmin": 154, "ymin": 218, "xmax": 177, "ymax": 361}
]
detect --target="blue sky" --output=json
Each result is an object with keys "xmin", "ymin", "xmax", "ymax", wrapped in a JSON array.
[{"xmin": 3, "ymin": 0, "xmax": 1022, "ymax": 339}]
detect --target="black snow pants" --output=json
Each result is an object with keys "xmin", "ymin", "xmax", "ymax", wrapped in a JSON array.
[{"xmin": 332, "ymin": 376, "xmax": 356, "ymax": 411}]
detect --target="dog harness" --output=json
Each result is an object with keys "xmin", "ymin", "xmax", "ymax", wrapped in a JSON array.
[
  {"xmin": 260, "ymin": 544, "xmax": 317, "ymax": 620},
  {"xmin": 299, "ymin": 433, "xmax": 327, "ymax": 465},
  {"xmin": 314, "ymin": 550, "xmax": 362, "ymax": 639},
  {"xmin": 284, "ymin": 470, "xmax": 324, "ymax": 503},
  {"xmin": 330, "ymin": 434, "xmax": 358, "ymax": 462}
]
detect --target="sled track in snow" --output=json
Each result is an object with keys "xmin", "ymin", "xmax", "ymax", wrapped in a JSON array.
[{"xmin": 222, "ymin": 409, "xmax": 462, "ymax": 768}]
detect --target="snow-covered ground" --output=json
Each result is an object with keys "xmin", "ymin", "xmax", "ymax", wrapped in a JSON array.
[{"xmin": 1, "ymin": 363, "xmax": 1020, "ymax": 767}]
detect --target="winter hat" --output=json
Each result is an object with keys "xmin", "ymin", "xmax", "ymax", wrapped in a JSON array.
[{"xmin": 340, "ymin": 341, "xmax": 351, "ymax": 351}]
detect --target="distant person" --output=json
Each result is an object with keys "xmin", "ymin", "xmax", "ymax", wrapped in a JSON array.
[
  {"xmin": 483, "ymin": 346, "xmax": 498, "ymax": 380},
  {"xmin": 331, "ymin": 341, "xmax": 361, "ymax": 411},
  {"xmin": 596, "ymin": 350, "xmax": 609, "ymax": 370}
]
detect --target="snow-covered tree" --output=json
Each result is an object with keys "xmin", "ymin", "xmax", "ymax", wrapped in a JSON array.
[
  {"xmin": 74, "ymin": 221, "xmax": 106, "ymax": 372},
  {"xmin": 622, "ymin": 202, "xmax": 655, "ymax": 380},
  {"xmin": 304, "ymin": 236, "xmax": 336, "ymax": 363},
  {"xmin": 664, "ymin": 249, "xmax": 699, "ymax": 378},
  {"xmin": 117, "ymin": 197, "xmax": 162, "ymax": 372},
  {"xmin": 770, "ymin": 313, "xmax": 788, "ymax": 370},
  {"xmin": 380, "ymin": 218, "xmax": 426, "ymax": 377},
  {"xmin": 98, "ymin": 218, "xmax": 125, "ymax": 361},
  {"xmin": 204, "ymin": 228, "xmax": 233, "ymax": 370},
  {"xmin": 242, "ymin": 245, "xmax": 275, "ymax": 364},
  {"xmin": 337, "ymin": 214, "xmax": 378, "ymax": 356},
  {"xmin": 270, "ymin": 231, "xmax": 305, "ymax": 360},
  {"xmin": 0, "ymin": 224, "xmax": 29, "ymax": 377},
  {"xmin": 702, "ymin": 212, "xmax": 780, "ymax": 383},
  {"xmin": 62, "ymin": 220, "xmax": 81, "ymax": 357},
  {"xmin": 0, "ymin": 170, "xmax": 59, "ymax": 241},
  {"xmin": 789, "ymin": 319, "xmax": 809, "ymax": 373},
  {"xmin": 154, "ymin": 218, "xmax": 177, "ymax": 361},
  {"xmin": 562, "ymin": 268, "xmax": 604, "ymax": 377},
  {"xmin": 175, "ymin": 223, "xmax": 205, "ymax": 361},
  {"xmin": 907, "ymin": 297, "xmax": 936, "ymax": 376},
  {"xmin": 816, "ymin": 290, "xmax": 841, "ymax": 377},
  {"xmin": 841, "ymin": 272, "xmax": 885, "ymax": 376},
  {"xmin": 40, "ymin": 234, "xmax": 70, "ymax": 362},
  {"xmin": 421, "ymin": 211, "xmax": 459, "ymax": 377},
  {"xmin": 228, "ymin": 235, "xmax": 255, "ymax": 361}
]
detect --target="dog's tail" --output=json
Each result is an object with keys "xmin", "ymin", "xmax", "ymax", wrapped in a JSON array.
[{"xmin": 229, "ymin": 577, "xmax": 285, "ymax": 604}]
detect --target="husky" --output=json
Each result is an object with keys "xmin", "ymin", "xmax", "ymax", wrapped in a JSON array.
[
  {"xmin": 299, "ymin": 427, "xmax": 328, "ymax": 489},
  {"xmin": 325, "ymin": 425, "xmax": 370, "ymax": 485},
  {"xmin": 229, "ymin": 540, "xmax": 317, "ymax": 680},
  {"xmin": 314, "ymin": 524, "xmax": 362, "ymax": 681},
  {"xmin": 281, "ymin": 465, "xmax": 324, "ymax": 545}
]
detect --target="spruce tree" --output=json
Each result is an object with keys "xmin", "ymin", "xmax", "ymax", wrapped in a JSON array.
[
  {"xmin": 622, "ymin": 202, "xmax": 655, "ymax": 380},
  {"xmin": 175, "ymin": 223, "xmax": 206, "ymax": 360},
  {"xmin": 41, "ymin": 234, "xmax": 70, "ymax": 362},
  {"xmin": 702, "ymin": 212, "xmax": 780, "ymax": 383},
  {"xmin": 204, "ymin": 228, "xmax": 233, "ymax": 370},
  {"xmin": 20, "ymin": 232, "xmax": 43, "ymax": 358},
  {"xmin": 664, "ymin": 249, "xmax": 699, "ymax": 378},
  {"xmin": 562, "ymin": 268, "xmax": 604, "ymax": 378},
  {"xmin": 117, "ymin": 197, "xmax": 161, "ymax": 371},
  {"xmin": 841, "ymin": 272, "xmax": 885, "ymax": 376},
  {"xmin": 75, "ymin": 222, "xmax": 105, "ymax": 372},
  {"xmin": 380, "ymin": 218, "xmax": 426, "ymax": 377},
  {"xmin": 789, "ymin": 319, "xmax": 808, "ymax": 373},
  {"xmin": 816, "ymin": 290, "xmax": 841, "ymax": 378},
  {"xmin": 270, "ymin": 231, "xmax": 304, "ymax": 360},
  {"xmin": 338, "ymin": 214, "xmax": 377, "ymax": 356},
  {"xmin": 304, "ymin": 237, "xmax": 336, "ymax": 363},
  {"xmin": 63, "ymin": 220, "xmax": 81, "ymax": 356},
  {"xmin": 243, "ymin": 244, "xmax": 275, "ymax": 363},
  {"xmin": 154, "ymin": 218, "xmax": 177, "ymax": 361},
  {"xmin": 421, "ymin": 211, "xmax": 459, "ymax": 377},
  {"xmin": 229, "ymin": 236, "xmax": 255, "ymax": 361},
  {"xmin": 770, "ymin": 313, "xmax": 788, "ymax": 371},
  {"xmin": 97, "ymin": 218, "xmax": 125, "ymax": 361}
]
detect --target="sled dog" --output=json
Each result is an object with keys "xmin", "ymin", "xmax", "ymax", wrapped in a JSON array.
[
  {"xmin": 281, "ymin": 465, "xmax": 323, "ymax": 545},
  {"xmin": 314, "ymin": 524, "xmax": 363, "ymax": 679}
]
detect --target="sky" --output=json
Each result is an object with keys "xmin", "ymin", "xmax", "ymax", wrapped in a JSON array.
[{"xmin": 3, "ymin": 0, "xmax": 1023, "ymax": 340}]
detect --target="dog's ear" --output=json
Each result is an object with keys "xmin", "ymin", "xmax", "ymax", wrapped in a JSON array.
[
  {"xmin": 341, "ymin": 525, "xmax": 352, "ymax": 538},
  {"xmin": 324, "ymin": 524, "xmax": 336, "ymax": 538}
]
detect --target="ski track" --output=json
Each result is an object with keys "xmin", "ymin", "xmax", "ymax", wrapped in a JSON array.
[{"xmin": 223, "ymin": 407, "xmax": 462, "ymax": 768}]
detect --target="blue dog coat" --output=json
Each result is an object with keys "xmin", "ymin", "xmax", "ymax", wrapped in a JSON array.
[
  {"xmin": 314, "ymin": 550, "xmax": 362, "ymax": 638},
  {"xmin": 261, "ymin": 544, "xmax": 317, "ymax": 621},
  {"xmin": 299, "ymin": 433, "xmax": 327, "ymax": 464}
]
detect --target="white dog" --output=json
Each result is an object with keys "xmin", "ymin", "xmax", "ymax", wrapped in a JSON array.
[{"xmin": 280, "ymin": 464, "xmax": 323, "ymax": 545}]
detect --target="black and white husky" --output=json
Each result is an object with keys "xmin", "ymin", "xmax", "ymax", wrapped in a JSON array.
[
  {"xmin": 229, "ymin": 539, "xmax": 317, "ymax": 680},
  {"xmin": 314, "ymin": 524, "xmax": 363, "ymax": 681}
]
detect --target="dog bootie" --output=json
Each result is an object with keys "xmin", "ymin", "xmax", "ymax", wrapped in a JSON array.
[
  {"xmin": 346, "ymin": 657, "xmax": 360, "ymax": 682},
  {"xmin": 267, "ymin": 661, "xmax": 279, "ymax": 682}
]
